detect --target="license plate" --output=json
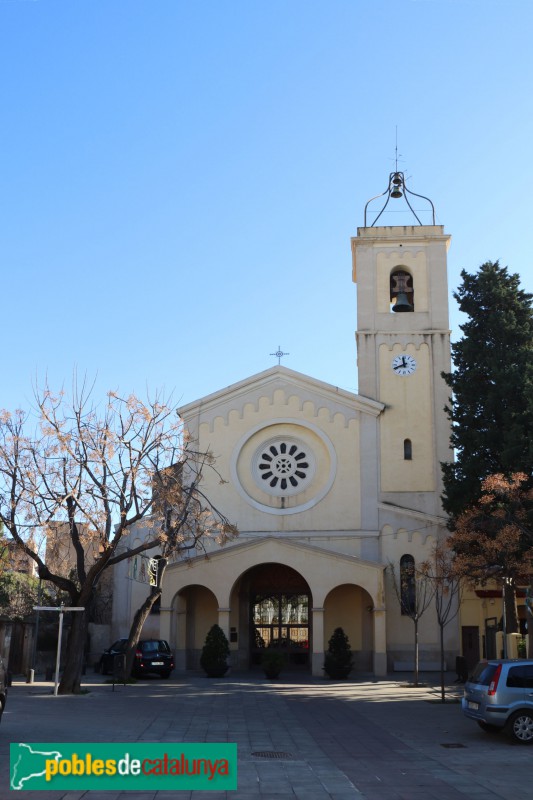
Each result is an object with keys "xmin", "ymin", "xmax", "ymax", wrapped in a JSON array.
[
  {"xmin": 468, "ymin": 701, "xmax": 479, "ymax": 710},
  {"xmin": 151, "ymin": 661, "xmax": 164, "ymax": 666}
]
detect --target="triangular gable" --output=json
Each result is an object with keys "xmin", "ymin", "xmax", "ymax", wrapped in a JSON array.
[{"xmin": 178, "ymin": 365, "xmax": 383, "ymax": 431}]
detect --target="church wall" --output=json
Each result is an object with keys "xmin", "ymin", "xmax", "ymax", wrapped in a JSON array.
[
  {"xmin": 177, "ymin": 585, "xmax": 219, "ymax": 669},
  {"xmin": 110, "ymin": 533, "xmax": 161, "ymax": 641},
  {"xmin": 189, "ymin": 587, "xmax": 218, "ymax": 649},
  {"xmin": 382, "ymin": 528, "xmax": 458, "ymax": 666},
  {"xmin": 187, "ymin": 388, "xmax": 363, "ymax": 535},
  {"xmin": 379, "ymin": 342, "xmax": 435, "ymax": 493}
]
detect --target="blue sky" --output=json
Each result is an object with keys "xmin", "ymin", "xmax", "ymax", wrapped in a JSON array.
[{"xmin": 2, "ymin": 0, "xmax": 532, "ymax": 412}]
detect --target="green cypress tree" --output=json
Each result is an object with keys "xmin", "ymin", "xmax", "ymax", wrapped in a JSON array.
[{"xmin": 442, "ymin": 261, "xmax": 533, "ymax": 519}]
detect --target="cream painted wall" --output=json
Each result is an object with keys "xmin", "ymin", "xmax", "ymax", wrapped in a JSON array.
[
  {"xmin": 184, "ymin": 586, "xmax": 218, "ymax": 650},
  {"xmin": 191, "ymin": 388, "xmax": 362, "ymax": 533},
  {"xmin": 324, "ymin": 584, "xmax": 366, "ymax": 649},
  {"xmin": 460, "ymin": 585, "xmax": 502, "ymax": 629},
  {"xmin": 383, "ymin": 529, "xmax": 442, "ymax": 651}
]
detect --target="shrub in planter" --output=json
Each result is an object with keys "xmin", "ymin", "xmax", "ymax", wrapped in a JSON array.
[
  {"xmin": 323, "ymin": 627, "xmax": 353, "ymax": 679},
  {"xmin": 200, "ymin": 624, "xmax": 230, "ymax": 677},
  {"xmin": 262, "ymin": 651, "xmax": 285, "ymax": 679}
]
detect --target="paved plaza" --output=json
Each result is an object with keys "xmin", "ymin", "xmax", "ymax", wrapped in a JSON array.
[{"xmin": 0, "ymin": 671, "xmax": 531, "ymax": 800}]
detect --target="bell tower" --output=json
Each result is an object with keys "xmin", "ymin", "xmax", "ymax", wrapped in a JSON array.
[{"xmin": 351, "ymin": 172, "xmax": 452, "ymax": 516}]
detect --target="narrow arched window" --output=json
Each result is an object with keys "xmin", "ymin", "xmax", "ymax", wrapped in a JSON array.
[
  {"xmin": 404, "ymin": 439, "xmax": 412, "ymax": 460},
  {"xmin": 400, "ymin": 554, "xmax": 416, "ymax": 615},
  {"xmin": 390, "ymin": 270, "xmax": 414, "ymax": 312}
]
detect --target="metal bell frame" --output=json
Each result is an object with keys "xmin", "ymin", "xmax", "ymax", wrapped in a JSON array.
[{"xmin": 364, "ymin": 171, "xmax": 436, "ymax": 227}]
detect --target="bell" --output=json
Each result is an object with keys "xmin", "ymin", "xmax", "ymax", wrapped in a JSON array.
[
  {"xmin": 392, "ymin": 292, "xmax": 413, "ymax": 312},
  {"xmin": 391, "ymin": 186, "xmax": 402, "ymax": 198}
]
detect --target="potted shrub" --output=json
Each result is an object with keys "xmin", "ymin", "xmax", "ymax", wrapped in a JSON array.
[
  {"xmin": 323, "ymin": 627, "xmax": 353, "ymax": 680},
  {"xmin": 200, "ymin": 624, "xmax": 230, "ymax": 678},
  {"xmin": 262, "ymin": 651, "xmax": 285, "ymax": 679}
]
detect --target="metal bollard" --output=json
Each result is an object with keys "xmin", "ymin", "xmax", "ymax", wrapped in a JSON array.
[{"xmin": 27, "ymin": 669, "xmax": 35, "ymax": 684}]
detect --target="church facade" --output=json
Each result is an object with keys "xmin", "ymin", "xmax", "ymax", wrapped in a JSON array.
[{"xmin": 113, "ymin": 178, "xmax": 459, "ymax": 676}]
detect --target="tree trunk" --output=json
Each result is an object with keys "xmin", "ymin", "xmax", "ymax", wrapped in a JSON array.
[
  {"xmin": 123, "ymin": 558, "xmax": 168, "ymax": 678},
  {"xmin": 58, "ymin": 609, "xmax": 87, "ymax": 694},
  {"xmin": 124, "ymin": 587, "xmax": 163, "ymax": 678},
  {"xmin": 413, "ymin": 618, "xmax": 419, "ymax": 687},
  {"xmin": 439, "ymin": 623, "xmax": 445, "ymax": 703}
]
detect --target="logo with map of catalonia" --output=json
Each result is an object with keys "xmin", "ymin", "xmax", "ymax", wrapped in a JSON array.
[
  {"xmin": 10, "ymin": 741, "xmax": 237, "ymax": 791},
  {"xmin": 11, "ymin": 743, "xmax": 63, "ymax": 790}
]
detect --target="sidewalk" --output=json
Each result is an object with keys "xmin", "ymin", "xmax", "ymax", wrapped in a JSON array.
[{"xmin": 1, "ymin": 671, "xmax": 531, "ymax": 799}]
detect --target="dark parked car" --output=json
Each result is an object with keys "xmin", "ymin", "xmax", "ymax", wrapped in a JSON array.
[
  {"xmin": 99, "ymin": 638, "xmax": 174, "ymax": 679},
  {"xmin": 0, "ymin": 654, "xmax": 7, "ymax": 724},
  {"xmin": 462, "ymin": 659, "xmax": 533, "ymax": 743}
]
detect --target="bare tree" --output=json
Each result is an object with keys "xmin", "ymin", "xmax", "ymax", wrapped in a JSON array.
[
  {"xmin": 388, "ymin": 559, "xmax": 436, "ymax": 687},
  {"xmin": 418, "ymin": 542, "xmax": 463, "ymax": 702},
  {"xmin": 0, "ymin": 381, "xmax": 236, "ymax": 693}
]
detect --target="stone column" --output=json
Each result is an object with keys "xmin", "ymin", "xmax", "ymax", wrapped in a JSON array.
[
  {"xmin": 158, "ymin": 606, "xmax": 171, "ymax": 642},
  {"xmin": 311, "ymin": 607, "xmax": 325, "ymax": 677},
  {"xmin": 217, "ymin": 607, "xmax": 231, "ymax": 639},
  {"xmin": 175, "ymin": 606, "xmax": 188, "ymax": 670},
  {"xmin": 218, "ymin": 607, "xmax": 232, "ymax": 670},
  {"xmin": 373, "ymin": 608, "xmax": 387, "ymax": 676}
]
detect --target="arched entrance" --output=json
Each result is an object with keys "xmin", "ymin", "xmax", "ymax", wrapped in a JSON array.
[
  {"xmin": 173, "ymin": 584, "xmax": 219, "ymax": 670},
  {"xmin": 241, "ymin": 563, "xmax": 311, "ymax": 670},
  {"xmin": 324, "ymin": 583, "xmax": 375, "ymax": 671}
]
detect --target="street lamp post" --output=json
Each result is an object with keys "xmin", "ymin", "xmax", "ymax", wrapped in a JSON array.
[
  {"xmin": 33, "ymin": 604, "xmax": 85, "ymax": 695},
  {"xmin": 501, "ymin": 579, "xmax": 507, "ymax": 658},
  {"xmin": 29, "ymin": 578, "xmax": 43, "ymax": 680}
]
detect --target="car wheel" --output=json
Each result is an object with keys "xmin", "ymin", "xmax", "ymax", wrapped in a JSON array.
[
  {"xmin": 506, "ymin": 711, "xmax": 533, "ymax": 744},
  {"xmin": 100, "ymin": 660, "xmax": 108, "ymax": 676},
  {"xmin": 161, "ymin": 671, "xmax": 171, "ymax": 679},
  {"xmin": 477, "ymin": 721, "xmax": 501, "ymax": 733}
]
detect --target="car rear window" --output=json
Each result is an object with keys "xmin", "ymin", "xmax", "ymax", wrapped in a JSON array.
[
  {"xmin": 141, "ymin": 640, "xmax": 170, "ymax": 653},
  {"xmin": 470, "ymin": 662, "xmax": 498, "ymax": 685}
]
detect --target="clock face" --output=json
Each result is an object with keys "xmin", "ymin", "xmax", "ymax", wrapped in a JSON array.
[{"xmin": 392, "ymin": 354, "xmax": 417, "ymax": 376}]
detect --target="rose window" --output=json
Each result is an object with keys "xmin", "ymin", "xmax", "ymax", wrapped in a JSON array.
[{"xmin": 252, "ymin": 437, "xmax": 315, "ymax": 497}]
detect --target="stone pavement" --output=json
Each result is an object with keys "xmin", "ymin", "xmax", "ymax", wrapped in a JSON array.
[{"xmin": 1, "ymin": 670, "xmax": 531, "ymax": 799}]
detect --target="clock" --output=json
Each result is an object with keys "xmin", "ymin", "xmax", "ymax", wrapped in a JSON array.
[{"xmin": 392, "ymin": 354, "xmax": 417, "ymax": 376}]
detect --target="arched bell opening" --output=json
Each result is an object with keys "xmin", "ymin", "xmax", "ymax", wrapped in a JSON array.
[
  {"xmin": 390, "ymin": 269, "xmax": 414, "ymax": 312},
  {"xmin": 234, "ymin": 563, "xmax": 312, "ymax": 671}
]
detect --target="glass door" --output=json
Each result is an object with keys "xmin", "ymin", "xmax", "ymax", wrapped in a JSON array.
[{"xmin": 251, "ymin": 593, "xmax": 309, "ymax": 668}]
